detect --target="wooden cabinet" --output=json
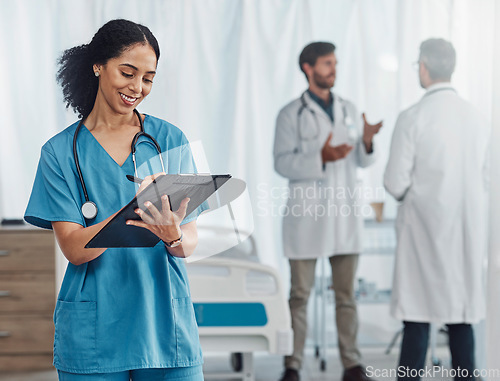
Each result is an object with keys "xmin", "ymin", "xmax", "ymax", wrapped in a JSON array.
[{"xmin": 0, "ymin": 227, "xmax": 55, "ymax": 371}]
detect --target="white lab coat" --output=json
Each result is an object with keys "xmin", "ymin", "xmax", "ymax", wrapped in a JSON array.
[
  {"xmin": 384, "ymin": 83, "xmax": 490, "ymax": 324},
  {"xmin": 273, "ymin": 91, "xmax": 376, "ymax": 259}
]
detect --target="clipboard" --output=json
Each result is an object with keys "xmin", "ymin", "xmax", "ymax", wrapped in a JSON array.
[{"xmin": 85, "ymin": 173, "xmax": 231, "ymax": 248}]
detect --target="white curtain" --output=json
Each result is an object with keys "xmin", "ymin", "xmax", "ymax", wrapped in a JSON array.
[
  {"xmin": 1, "ymin": 0, "xmax": 498, "ymax": 368},
  {"xmin": 487, "ymin": 1, "xmax": 500, "ymax": 374}
]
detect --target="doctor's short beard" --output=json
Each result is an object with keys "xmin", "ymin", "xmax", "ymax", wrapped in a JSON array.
[{"xmin": 313, "ymin": 72, "xmax": 335, "ymax": 89}]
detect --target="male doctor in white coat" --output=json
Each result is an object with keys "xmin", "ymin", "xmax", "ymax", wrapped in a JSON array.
[
  {"xmin": 274, "ymin": 42, "xmax": 382, "ymax": 381},
  {"xmin": 384, "ymin": 38, "xmax": 489, "ymax": 380}
]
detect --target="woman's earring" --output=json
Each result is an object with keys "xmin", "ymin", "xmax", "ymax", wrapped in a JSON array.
[{"xmin": 94, "ymin": 72, "xmax": 100, "ymax": 77}]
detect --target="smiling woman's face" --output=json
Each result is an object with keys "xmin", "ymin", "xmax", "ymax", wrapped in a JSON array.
[{"xmin": 93, "ymin": 43, "xmax": 157, "ymax": 115}]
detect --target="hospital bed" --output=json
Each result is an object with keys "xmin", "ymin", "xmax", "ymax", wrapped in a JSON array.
[{"xmin": 186, "ymin": 231, "xmax": 293, "ymax": 381}]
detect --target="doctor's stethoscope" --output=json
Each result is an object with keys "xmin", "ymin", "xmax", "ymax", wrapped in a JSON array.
[
  {"xmin": 73, "ymin": 108, "xmax": 166, "ymax": 220},
  {"xmin": 297, "ymin": 91, "xmax": 354, "ymax": 142}
]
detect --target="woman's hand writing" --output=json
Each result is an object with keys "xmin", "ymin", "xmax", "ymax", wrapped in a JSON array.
[
  {"xmin": 124, "ymin": 172, "xmax": 198, "ymax": 258},
  {"xmin": 125, "ymin": 173, "xmax": 189, "ymax": 244}
]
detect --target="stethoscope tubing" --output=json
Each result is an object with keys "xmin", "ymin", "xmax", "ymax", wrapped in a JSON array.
[
  {"xmin": 74, "ymin": 108, "xmax": 165, "ymax": 220},
  {"xmin": 131, "ymin": 130, "xmax": 165, "ymax": 178},
  {"xmin": 297, "ymin": 91, "xmax": 350, "ymax": 143},
  {"xmin": 423, "ymin": 87, "xmax": 456, "ymax": 98}
]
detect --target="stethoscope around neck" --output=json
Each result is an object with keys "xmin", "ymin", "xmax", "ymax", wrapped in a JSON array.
[
  {"xmin": 73, "ymin": 108, "xmax": 165, "ymax": 220},
  {"xmin": 297, "ymin": 91, "xmax": 353, "ymax": 142}
]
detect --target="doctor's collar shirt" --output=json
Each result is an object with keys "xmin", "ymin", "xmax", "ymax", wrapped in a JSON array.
[{"xmin": 307, "ymin": 89, "xmax": 334, "ymax": 122}]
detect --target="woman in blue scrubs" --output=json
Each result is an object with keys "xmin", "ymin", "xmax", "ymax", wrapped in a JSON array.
[{"xmin": 24, "ymin": 19, "xmax": 205, "ymax": 381}]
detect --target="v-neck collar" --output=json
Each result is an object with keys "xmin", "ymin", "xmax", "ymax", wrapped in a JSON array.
[{"xmin": 80, "ymin": 114, "xmax": 148, "ymax": 169}]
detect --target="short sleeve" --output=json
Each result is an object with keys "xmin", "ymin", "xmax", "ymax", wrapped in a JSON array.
[
  {"xmin": 178, "ymin": 136, "xmax": 209, "ymax": 225},
  {"xmin": 24, "ymin": 145, "xmax": 84, "ymax": 229}
]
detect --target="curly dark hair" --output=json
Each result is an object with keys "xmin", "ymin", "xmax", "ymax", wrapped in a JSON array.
[{"xmin": 56, "ymin": 19, "xmax": 160, "ymax": 118}]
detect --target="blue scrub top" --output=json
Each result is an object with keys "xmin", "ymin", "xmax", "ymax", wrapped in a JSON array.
[{"xmin": 25, "ymin": 115, "xmax": 205, "ymax": 374}]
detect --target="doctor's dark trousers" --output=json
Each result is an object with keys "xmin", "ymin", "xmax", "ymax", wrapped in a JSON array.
[
  {"xmin": 398, "ymin": 321, "xmax": 475, "ymax": 381},
  {"xmin": 286, "ymin": 255, "xmax": 361, "ymax": 370}
]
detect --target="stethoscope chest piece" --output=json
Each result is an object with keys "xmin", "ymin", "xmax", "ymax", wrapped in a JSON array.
[
  {"xmin": 74, "ymin": 108, "xmax": 157, "ymax": 222},
  {"xmin": 81, "ymin": 201, "xmax": 98, "ymax": 220}
]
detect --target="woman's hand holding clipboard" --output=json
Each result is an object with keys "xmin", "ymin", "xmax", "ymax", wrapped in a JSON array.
[{"xmin": 125, "ymin": 172, "xmax": 188, "ymax": 246}]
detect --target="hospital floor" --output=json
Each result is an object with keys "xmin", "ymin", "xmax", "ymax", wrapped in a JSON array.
[{"xmin": 0, "ymin": 347, "xmax": 452, "ymax": 381}]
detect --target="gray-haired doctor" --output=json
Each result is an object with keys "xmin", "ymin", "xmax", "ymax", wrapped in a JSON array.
[
  {"xmin": 273, "ymin": 42, "xmax": 382, "ymax": 381},
  {"xmin": 384, "ymin": 38, "xmax": 489, "ymax": 379}
]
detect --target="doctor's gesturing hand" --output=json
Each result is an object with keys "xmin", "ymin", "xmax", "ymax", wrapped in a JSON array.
[
  {"xmin": 321, "ymin": 132, "xmax": 353, "ymax": 163},
  {"xmin": 126, "ymin": 172, "xmax": 197, "ymax": 258},
  {"xmin": 362, "ymin": 113, "xmax": 383, "ymax": 153}
]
